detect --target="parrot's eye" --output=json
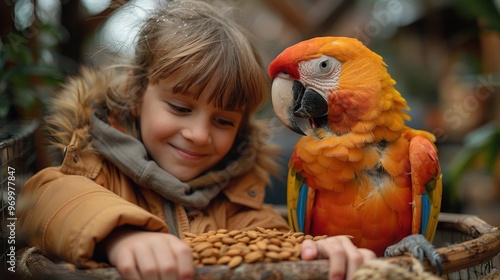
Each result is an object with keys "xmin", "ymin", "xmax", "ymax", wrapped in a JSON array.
[
  {"xmin": 314, "ymin": 57, "xmax": 337, "ymax": 76},
  {"xmin": 300, "ymin": 55, "xmax": 340, "ymax": 79},
  {"xmin": 319, "ymin": 60, "xmax": 331, "ymax": 71}
]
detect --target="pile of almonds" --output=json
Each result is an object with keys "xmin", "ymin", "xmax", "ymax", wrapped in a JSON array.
[{"xmin": 182, "ymin": 227, "xmax": 327, "ymax": 268}]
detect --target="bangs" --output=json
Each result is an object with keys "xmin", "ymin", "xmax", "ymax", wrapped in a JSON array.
[{"xmin": 171, "ymin": 47, "xmax": 247, "ymax": 111}]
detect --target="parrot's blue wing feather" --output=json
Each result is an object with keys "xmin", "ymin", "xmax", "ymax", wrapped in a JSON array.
[
  {"xmin": 296, "ymin": 183, "xmax": 309, "ymax": 232},
  {"xmin": 420, "ymin": 193, "xmax": 430, "ymax": 235}
]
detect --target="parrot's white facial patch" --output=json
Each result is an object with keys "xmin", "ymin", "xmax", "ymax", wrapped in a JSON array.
[{"xmin": 298, "ymin": 55, "xmax": 341, "ymax": 100}]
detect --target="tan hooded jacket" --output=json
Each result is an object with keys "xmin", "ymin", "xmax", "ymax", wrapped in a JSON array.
[{"xmin": 17, "ymin": 69, "xmax": 288, "ymax": 269}]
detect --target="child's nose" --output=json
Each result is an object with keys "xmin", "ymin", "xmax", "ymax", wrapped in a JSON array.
[{"xmin": 182, "ymin": 121, "xmax": 212, "ymax": 146}]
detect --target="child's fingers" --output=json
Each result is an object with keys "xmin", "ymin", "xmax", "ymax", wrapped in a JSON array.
[
  {"xmin": 337, "ymin": 239, "xmax": 365, "ymax": 280},
  {"xmin": 171, "ymin": 241, "xmax": 194, "ymax": 280},
  {"xmin": 301, "ymin": 238, "xmax": 349, "ymax": 279},
  {"xmin": 300, "ymin": 239, "xmax": 318, "ymax": 260},
  {"xmin": 359, "ymin": 248, "xmax": 376, "ymax": 261},
  {"xmin": 152, "ymin": 237, "xmax": 194, "ymax": 280},
  {"xmin": 111, "ymin": 248, "xmax": 143, "ymax": 280},
  {"xmin": 150, "ymin": 244, "xmax": 177, "ymax": 280},
  {"xmin": 318, "ymin": 237, "xmax": 352, "ymax": 280},
  {"xmin": 301, "ymin": 236, "xmax": 374, "ymax": 280},
  {"xmin": 107, "ymin": 231, "xmax": 194, "ymax": 280},
  {"xmin": 134, "ymin": 244, "xmax": 162, "ymax": 280}
]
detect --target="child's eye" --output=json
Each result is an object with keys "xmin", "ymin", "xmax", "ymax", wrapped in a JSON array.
[
  {"xmin": 214, "ymin": 117, "xmax": 235, "ymax": 127},
  {"xmin": 167, "ymin": 102, "xmax": 191, "ymax": 113}
]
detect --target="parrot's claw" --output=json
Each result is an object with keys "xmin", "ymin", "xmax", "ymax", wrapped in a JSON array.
[{"xmin": 384, "ymin": 234, "xmax": 442, "ymax": 275}]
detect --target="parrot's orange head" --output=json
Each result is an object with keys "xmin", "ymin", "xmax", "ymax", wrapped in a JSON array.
[{"xmin": 268, "ymin": 37, "xmax": 408, "ymax": 136}]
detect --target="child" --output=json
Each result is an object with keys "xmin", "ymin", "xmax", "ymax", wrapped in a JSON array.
[{"xmin": 17, "ymin": 1, "xmax": 375, "ymax": 279}]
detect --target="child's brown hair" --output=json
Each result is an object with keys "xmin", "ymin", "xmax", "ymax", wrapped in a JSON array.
[{"xmin": 108, "ymin": 0, "xmax": 269, "ymax": 136}]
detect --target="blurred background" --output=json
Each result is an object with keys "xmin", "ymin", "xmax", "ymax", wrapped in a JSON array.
[{"xmin": 1, "ymin": 0, "xmax": 500, "ymax": 226}]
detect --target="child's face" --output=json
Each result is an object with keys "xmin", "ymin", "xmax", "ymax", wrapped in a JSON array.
[{"xmin": 137, "ymin": 69, "xmax": 243, "ymax": 182}]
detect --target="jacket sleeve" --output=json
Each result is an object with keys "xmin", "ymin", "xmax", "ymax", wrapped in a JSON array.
[{"xmin": 17, "ymin": 167, "xmax": 169, "ymax": 268}]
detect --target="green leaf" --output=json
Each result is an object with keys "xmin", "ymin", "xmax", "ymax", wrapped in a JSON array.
[
  {"xmin": 448, "ymin": 122, "xmax": 500, "ymax": 188},
  {"xmin": 457, "ymin": 0, "xmax": 500, "ymax": 32},
  {"xmin": 2, "ymin": 64, "xmax": 64, "ymax": 86}
]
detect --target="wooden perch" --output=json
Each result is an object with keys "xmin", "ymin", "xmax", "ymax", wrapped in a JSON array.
[
  {"xmin": 384, "ymin": 213, "xmax": 500, "ymax": 275},
  {"xmin": 14, "ymin": 213, "xmax": 500, "ymax": 279}
]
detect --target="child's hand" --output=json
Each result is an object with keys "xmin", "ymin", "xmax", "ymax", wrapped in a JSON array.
[
  {"xmin": 104, "ymin": 228, "xmax": 194, "ymax": 280},
  {"xmin": 300, "ymin": 235, "xmax": 376, "ymax": 280}
]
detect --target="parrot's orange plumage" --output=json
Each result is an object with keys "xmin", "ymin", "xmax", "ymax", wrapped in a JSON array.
[{"xmin": 269, "ymin": 37, "xmax": 442, "ymax": 257}]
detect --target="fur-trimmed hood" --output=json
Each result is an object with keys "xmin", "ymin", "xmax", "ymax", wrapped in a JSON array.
[
  {"xmin": 45, "ymin": 68, "xmax": 280, "ymax": 184},
  {"xmin": 46, "ymin": 68, "xmax": 113, "ymax": 153}
]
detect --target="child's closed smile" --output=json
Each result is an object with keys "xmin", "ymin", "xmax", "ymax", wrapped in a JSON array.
[{"xmin": 168, "ymin": 142, "xmax": 209, "ymax": 161}]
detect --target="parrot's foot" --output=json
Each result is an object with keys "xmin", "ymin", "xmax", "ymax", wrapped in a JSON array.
[{"xmin": 384, "ymin": 234, "xmax": 442, "ymax": 275}]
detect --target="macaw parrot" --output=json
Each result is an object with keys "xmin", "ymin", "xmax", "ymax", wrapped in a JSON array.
[{"xmin": 268, "ymin": 37, "xmax": 442, "ymax": 266}]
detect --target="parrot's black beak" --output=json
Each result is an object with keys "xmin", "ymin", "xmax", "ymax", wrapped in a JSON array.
[{"xmin": 271, "ymin": 77, "xmax": 328, "ymax": 135}]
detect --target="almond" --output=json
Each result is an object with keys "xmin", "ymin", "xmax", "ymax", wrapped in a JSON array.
[{"xmin": 227, "ymin": 256, "xmax": 243, "ymax": 268}]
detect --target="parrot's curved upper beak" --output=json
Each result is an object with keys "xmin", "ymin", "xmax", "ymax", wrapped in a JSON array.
[{"xmin": 271, "ymin": 76, "xmax": 328, "ymax": 135}]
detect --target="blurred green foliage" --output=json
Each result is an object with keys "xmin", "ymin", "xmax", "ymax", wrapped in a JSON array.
[
  {"xmin": 0, "ymin": 21, "xmax": 65, "ymax": 120},
  {"xmin": 456, "ymin": 0, "xmax": 500, "ymax": 32},
  {"xmin": 444, "ymin": 122, "xmax": 500, "ymax": 209}
]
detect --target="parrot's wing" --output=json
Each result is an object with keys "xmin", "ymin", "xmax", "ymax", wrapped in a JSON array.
[
  {"xmin": 409, "ymin": 135, "xmax": 443, "ymax": 242},
  {"xmin": 287, "ymin": 162, "xmax": 314, "ymax": 233},
  {"xmin": 386, "ymin": 134, "xmax": 443, "ymax": 271}
]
